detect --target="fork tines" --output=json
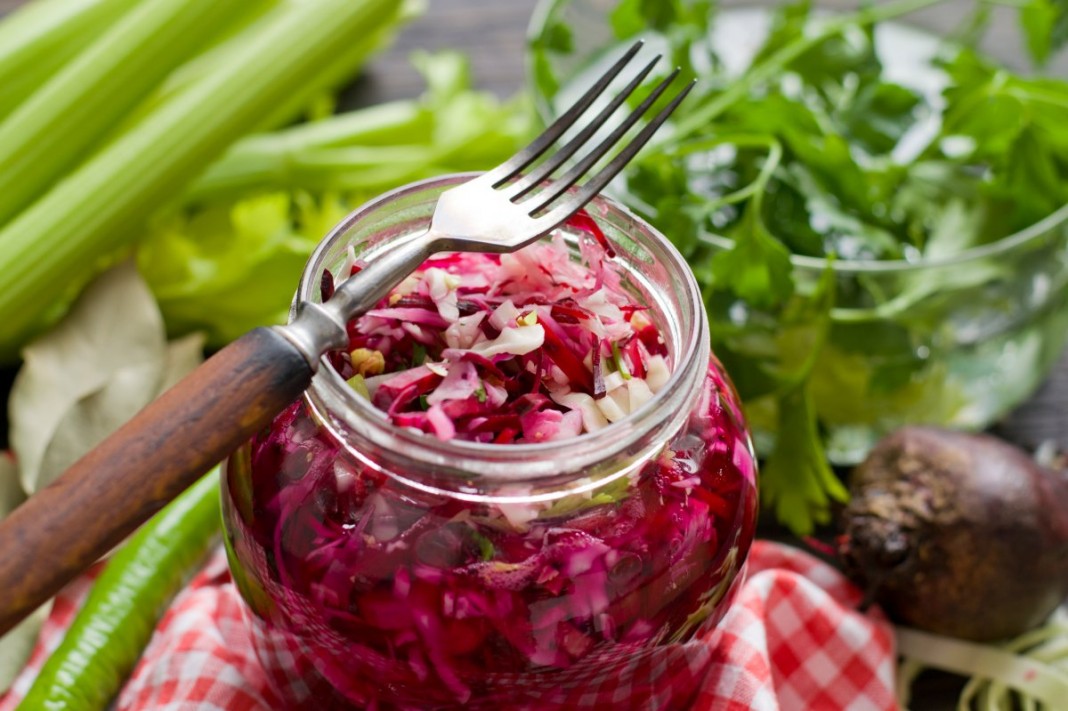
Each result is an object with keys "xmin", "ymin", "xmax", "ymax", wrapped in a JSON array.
[{"xmin": 487, "ymin": 40, "xmax": 695, "ymax": 222}]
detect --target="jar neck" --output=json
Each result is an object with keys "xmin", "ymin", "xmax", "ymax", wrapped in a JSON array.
[{"xmin": 297, "ymin": 174, "xmax": 708, "ymax": 500}]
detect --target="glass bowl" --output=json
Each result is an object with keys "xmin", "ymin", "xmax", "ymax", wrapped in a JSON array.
[
  {"xmin": 221, "ymin": 175, "xmax": 759, "ymax": 709},
  {"xmin": 527, "ymin": 0, "xmax": 1068, "ymax": 463}
]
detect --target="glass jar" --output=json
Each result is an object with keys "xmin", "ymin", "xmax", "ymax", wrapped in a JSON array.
[
  {"xmin": 221, "ymin": 175, "xmax": 759, "ymax": 710},
  {"xmin": 706, "ymin": 214, "xmax": 1068, "ymax": 463}
]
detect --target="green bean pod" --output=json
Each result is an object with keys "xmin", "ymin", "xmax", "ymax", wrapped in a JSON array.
[{"xmin": 16, "ymin": 468, "xmax": 221, "ymax": 711}]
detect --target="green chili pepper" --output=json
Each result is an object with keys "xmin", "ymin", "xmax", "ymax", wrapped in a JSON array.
[{"xmin": 16, "ymin": 468, "xmax": 221, "ymax": 711}]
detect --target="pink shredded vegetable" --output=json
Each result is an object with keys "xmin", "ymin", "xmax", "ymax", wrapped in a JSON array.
[{"xmin": 328, "ymin": 216, "xmax": 668, "ymax": 443}]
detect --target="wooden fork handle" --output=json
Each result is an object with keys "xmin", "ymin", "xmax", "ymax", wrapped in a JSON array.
[{"xmin": 0, "ymin": 327, "xmax": 313, "ymax": 635}]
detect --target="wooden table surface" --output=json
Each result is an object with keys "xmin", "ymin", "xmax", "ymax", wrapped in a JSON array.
[{"xmin": 0, "ymin": 0, "xmax": 1065, "ymax": 708}]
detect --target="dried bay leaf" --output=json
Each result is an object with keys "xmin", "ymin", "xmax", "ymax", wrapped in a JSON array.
[
  {"xmin": 34, "ymin": 332, "xmax": 207, "ymax": 483},
  {"xmin": 8, "ymin": 261, "xmax": 179, "ymax": 494},
  {"xmin": 161, "ymin": 331, "xmax": 207, "ymax": 392},
  {"xmin": 0, "ymin": 450, "xmax": 21, "ymax": 516},
  {"xmin": 36, "ymin": 362, "xmax": 163, "ymax": 488}
]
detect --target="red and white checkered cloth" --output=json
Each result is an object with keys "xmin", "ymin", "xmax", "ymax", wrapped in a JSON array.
[{"xmin": 0, "ymin": 540, "xmax": 898, "ymax": 710}]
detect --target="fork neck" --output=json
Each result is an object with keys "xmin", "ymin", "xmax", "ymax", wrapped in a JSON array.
[
  {"xmin": 278, "ymin": 226, "xmax": 441, "ymax": 368},
  {"xmin": 282, "ymin": 173, "xmax": 492, "ymax": 368}
]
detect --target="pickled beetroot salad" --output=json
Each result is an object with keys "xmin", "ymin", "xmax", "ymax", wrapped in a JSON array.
[
  {"xmin": 326, "ymin": 213, "xmax": 670, "ymax": 443},
  {"xmin": 229, "ymin": 215, "xmax": 758, "ymax": 708}
]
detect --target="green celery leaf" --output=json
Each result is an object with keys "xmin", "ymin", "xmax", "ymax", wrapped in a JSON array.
[
  {"xmin": 412, "ymin": 50, "xmax": 474, "ymax": 107},
  {"xmin": 139, "ymin": 193, "xmax": 345, "ymax": 345}
]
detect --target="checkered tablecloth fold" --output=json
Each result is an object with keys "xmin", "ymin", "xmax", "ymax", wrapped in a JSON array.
[
  {"xmin": 0, "ymin": 541, "xmax": 898, "ymax": 710},
  {"xmin": 694, "ymin": 549, "xmax": 897, "ymax": 711}
]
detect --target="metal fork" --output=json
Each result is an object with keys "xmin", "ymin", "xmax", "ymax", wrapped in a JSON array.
[
  {"xmin": 283, "ymin": 41, "xmax": 694, "ymax": 363},
  {"xmin": 0, "ymin": 41, "xmax": 693, "ymax": 635}
]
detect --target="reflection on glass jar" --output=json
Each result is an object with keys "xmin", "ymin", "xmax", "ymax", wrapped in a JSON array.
[{"xmin": 221, "ymin": 176, "xmax": 758, "ymax": 709}]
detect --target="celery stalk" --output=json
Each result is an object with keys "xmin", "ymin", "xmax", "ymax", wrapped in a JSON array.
[
  {"xmin": 105, "ymin": 1, "xmax": 300, "ymax": 134},
  {"xmin": 0, "ymin": 0, "xmax": 403, "ymax": 359},
  {"xmin": 239, "ymin": 101, "xmax": 427, "ymax": 153},
  {"xmin": 253, "ymin": 1, "xmax": 422, "ymax": 130},
  {"xmin": 188, "ymin": 145, "xmax": 440, "ymax": 203},
  {"xmin": 0, "ymin": 0, "xmax": 266, "ymax": 229},
  {"xmin": 184, "ymin": 51, "xmax": 534, "ymax": 204},
  {"xmin": 185, "ymin": 102, "xmax": 429, "ymax": 202},
  {"xmin": 0, "ymin": 0, "xmax": 142, "ymax": 122},
  {"xmin": 121, "ymin": 0, "xmax": 422, "ymax": 135}
]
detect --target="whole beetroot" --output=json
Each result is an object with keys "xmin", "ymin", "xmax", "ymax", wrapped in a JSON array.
[{"xmin": 838, "ymin": 426, "xmax": 1068, "ymax": 642}]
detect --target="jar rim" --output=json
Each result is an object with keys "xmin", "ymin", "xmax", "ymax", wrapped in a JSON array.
[{"xmin": 294, "ymin": 173, "xmax": 709, "ymax": 483}]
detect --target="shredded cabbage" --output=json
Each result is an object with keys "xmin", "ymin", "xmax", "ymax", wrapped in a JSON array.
[{"xmin": 327, "ymin": 215, "xmax": 667, "ymax": 444}]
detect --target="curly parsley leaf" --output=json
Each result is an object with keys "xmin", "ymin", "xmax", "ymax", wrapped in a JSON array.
[
  {"xmin": 762, "ymin": 385, "xmax": 848, "ymax": 536},
  {"xmin": 721, "ymin": 253, "xmax": 840, "ymax": 535},
  {"xmin": 1020, "ymin": 0, "xmax": 1068, "ymax": 66},
  {"xmin": 711, "ymin": 204, "xmax": 794, "ymax": 309}
]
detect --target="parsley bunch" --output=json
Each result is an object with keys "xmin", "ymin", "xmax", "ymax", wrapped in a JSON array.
[{"xmin": 532, "ymin": 0, "xmax": 1068, "ymax": 533}]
